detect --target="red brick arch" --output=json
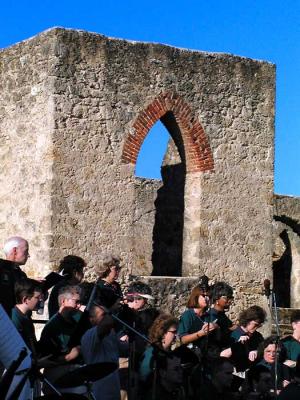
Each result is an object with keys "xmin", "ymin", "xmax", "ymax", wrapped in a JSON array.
[{"xmin": 121, "ymin": 92, "xmax": 214, "ymax": 173}]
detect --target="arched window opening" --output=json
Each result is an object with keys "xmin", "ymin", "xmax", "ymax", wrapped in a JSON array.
[
  {"xmin": 132, "ymin": 112, "xmax": 186, "ymax": 277},
  {"xmin": 135, "ymin": 121, "xmax": 169, "ymax": 179}
]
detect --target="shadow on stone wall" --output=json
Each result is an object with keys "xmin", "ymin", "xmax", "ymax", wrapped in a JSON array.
[
  {"xmin": 273, "ymin": 229, "xmax": 291, "ymax": 307},
  {"xmin": 273, "ymin": 215, "xmax": 300, "ymax": 307},
  {"xmin": 151, "ymin": 162, "xmax": 185, "ymax": 276}
]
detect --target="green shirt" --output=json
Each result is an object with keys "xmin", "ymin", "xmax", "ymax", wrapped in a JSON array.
[
  {"xmin": 39, "ymin": 311, "xmax": 82, "ymax": 357},
  {"xmin": 11, "ymin": 306, "xmax": 37, "ymax": 355},
  {"xmin": 281, "ymin": 335, "xmax": 300, "ymax": 361}
]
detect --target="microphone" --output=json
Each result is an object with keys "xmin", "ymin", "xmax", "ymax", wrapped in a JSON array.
[{"xmin": 263, "ymin": 279, "xmax": 271, "ymax": 297}]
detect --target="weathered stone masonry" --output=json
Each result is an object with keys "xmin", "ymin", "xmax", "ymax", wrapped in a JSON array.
[{"xmin": 0, "ymin": 28, "xmax": 275, "ymax": 321}]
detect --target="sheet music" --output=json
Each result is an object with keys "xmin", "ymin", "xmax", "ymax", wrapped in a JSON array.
[{"xmin": 0, "ymin": 305, "xmax": 32, "ymax": 399}]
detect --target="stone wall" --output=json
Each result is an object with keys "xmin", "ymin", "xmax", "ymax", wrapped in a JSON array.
[
  {"xmin": 0, "ymin": 32, "xmax": 55, "ymax": 276},
  {"xmin": 0, "ymin": 28, "xmax": 275, "ymax": 319}
]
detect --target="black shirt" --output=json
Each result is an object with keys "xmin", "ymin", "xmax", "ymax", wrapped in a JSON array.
[{"xmin": 0, "ymin": 259, "xmax": 27, "ymax": 317}]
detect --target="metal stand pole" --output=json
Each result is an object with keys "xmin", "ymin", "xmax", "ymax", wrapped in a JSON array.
[{"xmin": 272, "ymin": 290, "xmax": 281, "ymax": 399}]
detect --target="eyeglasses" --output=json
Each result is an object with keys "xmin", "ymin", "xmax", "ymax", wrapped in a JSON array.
[
  {"xmin": 251, "ymin": 321, "xmax": 262, "ymax": 328},
  {"xmin": 68, "ymin": 298, "xmax": 81, "ymax": 304},
  {"xmin": 221, "ymin": 295, "xmax": 234, "ymax": 301},
  {"xmin": 127, "ymin": 296, "xmax": 144, "ymax": 302}
]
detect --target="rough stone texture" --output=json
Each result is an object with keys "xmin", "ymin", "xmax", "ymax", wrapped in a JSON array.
[
  {"xmin": 0, "ymin": 28, "xmax": 275, "ymax": 323},
  {"xmin": 273, "ymin": 194, "xmax": 300, "ymax": 308}
]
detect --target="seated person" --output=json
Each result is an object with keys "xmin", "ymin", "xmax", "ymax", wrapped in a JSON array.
[
  {"xmin": 223, "ymin": 305, "xmax": 266, "ymax": 372},
  {"xmin": 48, "ymin": 255, "xmax": 85, "ymax": 318},
  {"xmin": 139, "ymin": 313, "xmax": 182, "ymax": 400},
  {"xmin": 39, "ymin": 285, "xmax": 84, "ymax": 394},
  {"xmin": 281, "ymin": 310, "xmax": 300, "ymax": 367},
  {"xmin": 120, "ymin": 282, "xmax": 159, "ymax": 399},
  {"xmin": 81, "ymin": 293, "xmax": 126, "ymax": 400},
  {"xmin": 12, "ymin": 278, "xmax": 43, "ymax": 358},
  {"xmin": 199, "ymin": 357, "xmax": 240, "ymax": 400},
  {"xmin": 256, "ymin": 336, "xmax": 290, "ymax": 391},
  {"xmin": 243, "ymin": 365, "xmax": 274, "ymax": 399},
  {"xmin": 278, "ymin": 354, "xmax": 300, "ymax": 399}
]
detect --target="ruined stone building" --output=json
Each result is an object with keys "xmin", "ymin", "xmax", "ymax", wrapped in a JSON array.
[{"xmin": 0, "ymin": 27, "xmax": 298, "ymax": 324}]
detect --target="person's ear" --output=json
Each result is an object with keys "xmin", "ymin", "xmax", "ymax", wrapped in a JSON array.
[{"xmin": 11, "ymin": 246, "xmax": 18, "ymax": 259}]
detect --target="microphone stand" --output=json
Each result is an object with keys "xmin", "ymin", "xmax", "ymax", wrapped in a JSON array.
[
  {"xmin": 272, "ymin": 289, "xmax": 280, "ymax": 399},
  {"xmin": 109, "ymin": 309, "xmax": 170, "ymax": 400},
  {"xmin": 265, "ymin": 284, "xmax": 280, "ymax": 398}
]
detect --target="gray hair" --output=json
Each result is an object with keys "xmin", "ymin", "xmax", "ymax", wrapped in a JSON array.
[
  {"xmin": 3, "ymin": 236, "xmax": 27, "ymax": 256},
  {"xmin": 57, "ymin": 285, "xmax": 82, "ymax": 306}
]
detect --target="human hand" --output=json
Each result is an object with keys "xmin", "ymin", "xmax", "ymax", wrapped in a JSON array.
[
  {"xmin": 284, "ymin": 359, "xmax": 296, "ymax": 368},
  {"xmin": 64, "ymin": 346, "xmax": 80, "ymax": 362},
  {"xmin": 220, "ymin": 348, "xmax": 232, "ymax": 358},
  {"xmin": 248, "ymin": 350, "xmax": 257, "ymax": 361},
  {"xmin": 238, "ymin": 335, "xmax": 249, "ymax": 343}
]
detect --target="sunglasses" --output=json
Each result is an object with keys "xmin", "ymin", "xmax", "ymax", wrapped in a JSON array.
[{"xmin": 127, "ymin": 295, "xmax": 144, "ymax": 302}]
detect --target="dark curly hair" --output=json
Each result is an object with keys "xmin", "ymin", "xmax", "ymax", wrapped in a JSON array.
[
  {"xmin": 239, "ymin": 306, "xmax": 267, "ymax": 327},
  {"xmin": 211, "ymin": 281, "xmax": 233, "ymax": 303},
  {"xmin": 148, "ymin": 313, "xmax": 178, "ymax": 348},
  {"xmin": 59, "ymin": 255, "xmax": 86, "ymax": 278},
  {"xmin": 257, "ymin": 336, "xmax": 287, "ymax": 363},
  {"xmin": 291, "ymin": 310, "xmax": 300, "ymax": 324}
]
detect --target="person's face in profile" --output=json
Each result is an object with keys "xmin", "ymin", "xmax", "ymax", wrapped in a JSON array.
[{"xmin": 14, "ymin": 241, "xmax": 30, "ymax": 265}]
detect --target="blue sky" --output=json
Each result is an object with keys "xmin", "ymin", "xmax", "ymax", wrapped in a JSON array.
[{"xmin": 1, "ymin": 0, "xmax": 299, "ymax": 195}]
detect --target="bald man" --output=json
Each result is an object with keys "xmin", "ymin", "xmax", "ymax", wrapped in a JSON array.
[{"xmin": 0, "ymin": 236, "xmax": 29, "ymax": 316}]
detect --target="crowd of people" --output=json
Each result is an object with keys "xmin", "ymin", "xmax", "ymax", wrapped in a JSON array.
[{"xmin": 1, "ymin": 235, "xmax": 300, "ymax": 400}]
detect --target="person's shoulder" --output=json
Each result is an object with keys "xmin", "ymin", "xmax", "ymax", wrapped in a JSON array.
[
  {"xmin": 181, "ymin": 308, "xmax": 194, "ymax": 318},
  {"xmin": 97, "ymin": 279, "xmax": 106, "ymax": 288},
  {"xmin": 81, "ymin": 325, "xmax": 97, "ymax": 342},
  {"xmin": 11, "ymin": 307, "xmax": 24, "ymax": 323},
  {"xmin": 281, "ymin": 335, "xmax": 294, "ymax": 343},
  {"xmin": 231, "ymin": 325, "xmax": 243, "ymax": 340},
  {"xmin": 45, "ymin": 312, "xmax": 62, "ymax": 328},
  {"xmin": 0, "ymin": 259, "xmax": 15, "ymax": 272}
]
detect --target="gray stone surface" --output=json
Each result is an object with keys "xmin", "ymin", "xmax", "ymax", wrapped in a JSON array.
[{"xmin": 0, "ymin": 28, "xmax": 275, "ymax": 325}]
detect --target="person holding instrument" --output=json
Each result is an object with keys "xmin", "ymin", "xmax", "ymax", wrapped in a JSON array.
[{"xmin": 178, "ymin": 283, "xmax": 217, "ymax": 354}]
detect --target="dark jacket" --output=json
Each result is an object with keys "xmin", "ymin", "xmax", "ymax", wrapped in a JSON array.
[{"xmin": 0, "ymin": 259, "xmax": 27, "ymax": 317}]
